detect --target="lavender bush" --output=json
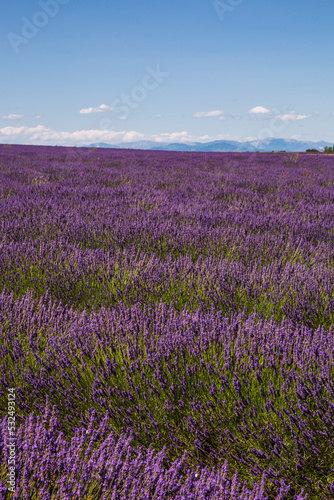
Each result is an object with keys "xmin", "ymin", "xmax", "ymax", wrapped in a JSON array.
[{"xmin": 1, "ymin": 144, "xmax": 334, "ymax": 498}]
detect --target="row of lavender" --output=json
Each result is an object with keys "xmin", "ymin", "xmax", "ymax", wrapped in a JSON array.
[
  {"xmin": 1, "ymin": 144, "xmax": 334, "ymax": 498},
  {"xmin": 1, "ymin": 288, "xmax": 326, "ymax": 498},
  {"xmin": 0, "ymin": 414, "xmax": 305, "ymax": 500}
]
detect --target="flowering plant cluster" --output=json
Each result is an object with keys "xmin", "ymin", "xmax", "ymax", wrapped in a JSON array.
[{"xmin": 0, "ymin": 144, "xmax": 334, "ymax": 498}]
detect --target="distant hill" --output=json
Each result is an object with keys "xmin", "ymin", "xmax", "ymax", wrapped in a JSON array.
[{"xmin": 86, "ymin": 138, "xmax": 333, "ymax": 153}]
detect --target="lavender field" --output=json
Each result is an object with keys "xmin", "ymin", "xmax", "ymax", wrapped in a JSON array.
[{"xmin": 1, "ymin": 144, "xmax": 334, "ymax": 499}]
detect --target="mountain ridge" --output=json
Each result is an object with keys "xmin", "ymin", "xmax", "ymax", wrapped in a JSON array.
[{"xmin": 86, "ymin": 138, "xmax": 333, "ymax": 153}]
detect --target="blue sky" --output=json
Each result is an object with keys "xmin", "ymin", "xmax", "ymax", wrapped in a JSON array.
[{"xmin": 1, "ymin": 0, "xmax": 334, "ymax": 146}]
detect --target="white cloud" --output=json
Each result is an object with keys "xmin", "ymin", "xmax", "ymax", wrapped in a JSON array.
[
  {"xmin": 291, "ymin": 134, "xmax": 303, "ymax": 140},
  {"xmin": 194, "ymin": 110, "xmax": 224, "ymax": 118},
  {"xmin": 2, "ymin": 125, "xmax": 311, "ymax": 147},
  {"xmin": 277, "ymin": 111, "xmax": 310, "ymax": 122},
  {"xmin": 1, "ymin": 113, "xmax": 24, "ymax": 120},
  {"xmin": 0, "ymin": 125, "xmax": 200, "ymax": 146},
  {"xmin": 0, "ymin": 125, "xmax": 236, "ymax": 146},
  {"xmin": 151, "ymin": 131, "xmax": 192, "ymax": 142},
  {"xmin": 244, "ymin": 136, "xmax": 258, "ymax": 141},
  {"xmin": 248, "ymin": 106, "xmax": 271, "ymax": 115},
  {"xmin": 79, "ymin": 104, "xmax": 114, "ymax": 115},
  {"xmin": 0, "ymin": 125, "xmax": 143, "ymax": 145}
]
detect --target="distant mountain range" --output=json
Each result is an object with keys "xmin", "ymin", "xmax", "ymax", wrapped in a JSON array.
[{"xmin": 86, "ymin": 138, "xmax": 333, "ymax": 153}]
